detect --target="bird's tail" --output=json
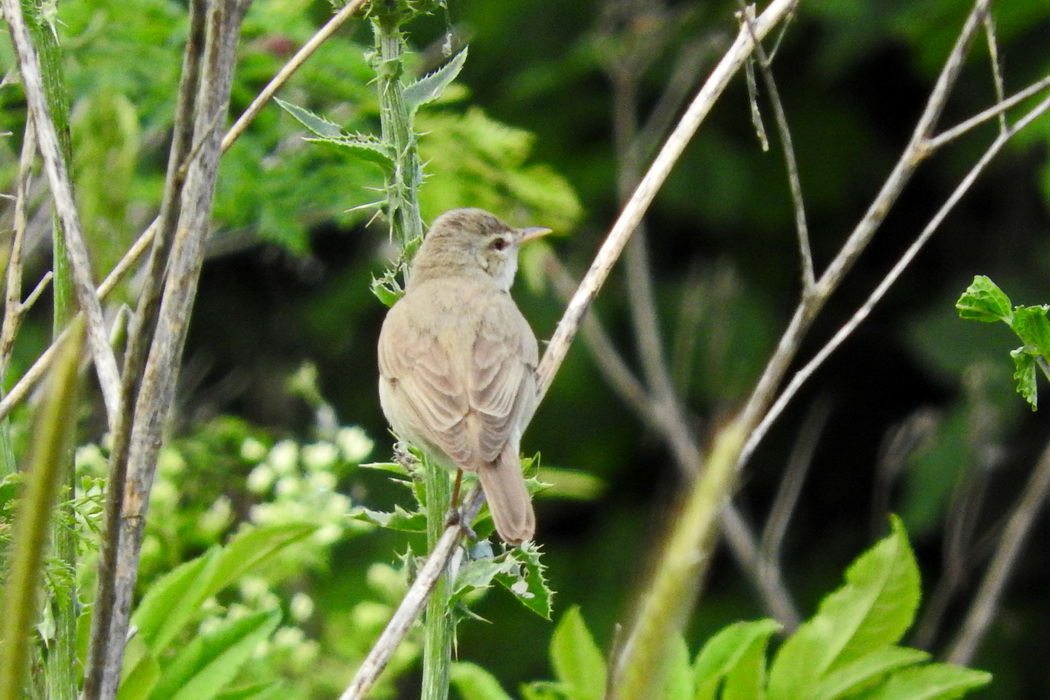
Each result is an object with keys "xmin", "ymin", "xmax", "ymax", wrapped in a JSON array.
[{"xmin": 476, "ymin": 447, "xmax": 535, "ymax": 545}]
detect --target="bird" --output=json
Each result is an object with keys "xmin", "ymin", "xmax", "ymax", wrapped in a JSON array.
[{"xmin": 377, "ymin": 208, "xmax": 550, "ymax": 544}]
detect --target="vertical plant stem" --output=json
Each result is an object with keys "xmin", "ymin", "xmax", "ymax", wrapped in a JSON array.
[
  {"xmin": 82, "ymin": 0, "xmax": 207, "ymax": 693},
  {"xmin": 12, "ymin": 3, "xmax": 80, "ymax": 697},
  {"xmin": 371, "ymin": 9, "xmax": 450, "ymax": 697},
  {"xmin": 373, "ymin": 14, "xmax": 424, "ymax": 252},
  {"xmin": 0, "ymin": 320, "xmax": 84, "ymax": 700},
  {"xmin": 421, "ymin": 456, "xmax": 454, "ymax": 700},
  {"xmin": 85, "ymin": 3, "xmax": 249, "ymax": 697}
]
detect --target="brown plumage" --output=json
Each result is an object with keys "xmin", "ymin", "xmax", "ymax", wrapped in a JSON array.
[{"xmin": 377, "ymin": 208, "xmax": 550, "ymax": 544}]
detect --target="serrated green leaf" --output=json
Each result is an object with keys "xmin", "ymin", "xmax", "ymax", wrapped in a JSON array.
[
  {"xmin": 857, "ymin": 663, "xmax": 991, "ymax": 700},
  {"xmin": 133, "ymin": 548, "xmax": 222, "ymax": 653},
  {"xmin": 404, "ymin": 47, "xmax": 468, "ymax": 113},
  {"xmin": 148, "ymin": 609, "xmax": 281, "ymax": 700},
  {"xmin": 767, "ymin": 517, "xmax": 920, "ymax": 700},
  {"xmin": 370, "ymin": 275, "xmax": 404, "ymax": 307},
  {"xmin": 206, "ymin": 523, "xmax": 317, "ymax": 598},
  {"xmin": 305, "ymin": 133, "xmax": 394, "ymax": 172},
  {"xmin": 693, "ymin": 619, "xmax": 781, "ymax": 700},
  {"xmin": 813, "ymin": 647, "xmax": 929, "ymax": 700},
  {"xmin": 955, "ymin": 275, "xmax": 1012, "ymax": 323},
  {"xmin": 494, "ymin": 542, "xmax": 553, "ymax": 619},
  {"xmin": 350, "ymin": 505, "xmax": 426, "ymax": 532},
  {"xmin": 1010, "ymin": 305, "xmax": 1050, "ymax": 358},
  {"xmin": 550, "ymin": 606, "xmax": 606, "ymax": 700},
  {"xmin": 275, "ymin": 97, "xmax": 344, "ymax": 139},
  {"xmin": 1010, "ymin": 348, "xmax": 1038, "ymax": 410},
  {"xmin": 450, "ymin": 661, "xmax": 514, "ymax": 700}
]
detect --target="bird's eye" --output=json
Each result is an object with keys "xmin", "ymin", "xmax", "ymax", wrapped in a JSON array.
[{"xmin": 490, "ymin": 237, "xmax": 509, "ymax": 251}]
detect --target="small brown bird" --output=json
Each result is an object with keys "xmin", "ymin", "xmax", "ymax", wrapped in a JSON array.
[{"xmin": 377, "ymin": 208, "xmax": 550, "ymax": 544}]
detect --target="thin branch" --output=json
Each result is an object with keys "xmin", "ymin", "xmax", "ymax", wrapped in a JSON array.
[
  {"xmin": 926, "ymin": 72, "xmax": 1050, "ymax": 150},
  {"xmin": 88, "ymin": 3, "xmax": 251, "ymax": 697},
  {"xmin": 0, "ymin": 119, "xmax": 37, "ymax": 379},
  {"xmin": 221, "ymin": 0, "xmax": 371, "ymax": 153},
  {"xmin": 947, "ymin": 433, "xmax": 1050, "ymax": 665},
  {"xmin": 735, "ymin": 0, "xmax": 995, "ymax": 453},
  {"xmin": 740, "ymin": 89, "xmax": 1050, "ymax": 471},
  {"xmin": 982, "ymin": 12, "xmax": 1007, "ymax": 134},
  {"xmin": 738, "ymin": 1, "xmax": 815, "ymax": 290},
  {"xmin": 2, "ymin": 0, "xmax": 122, "ymax": 424},
  {"xmin": 82, "ymin": 0, "xmax": 207, "ymax": 692},
  {"xmin": 341, "ymin": 488, "xmax": 483, "ymax": 700},
  {"xmin": 534, "ymin": 0, "xmax": 800, "ymax": 408}
]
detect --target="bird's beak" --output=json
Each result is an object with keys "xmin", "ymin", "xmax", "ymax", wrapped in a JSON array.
[{"xmin": 517, "ymin": 226, "xmax": 553, "ymax": 245}]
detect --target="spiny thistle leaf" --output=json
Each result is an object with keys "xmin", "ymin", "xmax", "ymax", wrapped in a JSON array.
[{"xmin": 404, "ymin": 47, "xmax": 468, "ymax": 115}]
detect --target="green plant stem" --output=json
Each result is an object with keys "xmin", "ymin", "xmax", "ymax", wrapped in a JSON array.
[
  {"xmin": 15, "ymin": 2, "xmax": 80, "ymax": 698},
  {"xmin": 370, "ymin": 8, "xmax": 450, "ymax": 697},
  {"xmin": 421, "ymin": 456, "xmax": 454, "ymax": 700},
  {"xmin": 0, "ymin": 320, "xmax": 84, "ymax": 700},
  {"xmin": 372, "ymin": 14, "xmax": 424, "ymax": 252},
  {"xmin": 610, "ymin": 420, "xmax": 747, "ymax": 699}
]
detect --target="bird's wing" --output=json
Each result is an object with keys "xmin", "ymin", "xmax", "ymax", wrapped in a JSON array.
[
  {"xmin": 468, "ymin": 293, "xmax": 539, "ymax": 464},
  {"xmin": 378, "ymin": 298, "xmax": 473, "ymax": 464}
]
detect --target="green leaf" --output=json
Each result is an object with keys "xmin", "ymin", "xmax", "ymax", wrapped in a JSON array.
[
  {"xmin": 116, "ymin": 635, "xmax": 160, "ymax": 700},
  {"xmin": 855, "ymin": 664, "xmax": 991, "ymax": 700},
  {"xmin": 206, "ymin": 523, "xmax": 317, "ymax": 598},
  {"xmin": 494, "ymin": 541, "xmax": 553, "ymax": 620},
  {"xmin": 274, "ymin": 97, "xmax": 344, "ymax": 139},
  {"xmin": 1010, "ymin": 348, "xmax": 1038, "ymax": 410},
  {"xmin": 215, "ymin": 681, "xmax": 289, "ymax": 700},
  {"xmin": 766, "ymin": 516, "xmax": 920, "ymax": 700},
  {"xmin": 370, "ymin": 275, "xmax": 404, "ymax": 308},
  {"xmin": 403, "ymin": 47, "xmax": 468, "ymax": 113},
  {"xmin": 550, "ymin": 606, "xmax": 606, "ymax": 700},
  {"xmin": 133, "ymin": 548, "xmax": 222, "ymax": 653},
  {"xmin": 722, "ymin": 627, "xmax": 771, "ymax": 700},
  {"xmin": 813, "ymin": 647, "xmax": 929, "ymax": 700},
  {"xmin": 693, "ymin": 619, "xmax": 780, "ymax": 700},
  {"xmin": 660, "ymin": 635, "xmax": 692, "ymax": 700},
  {"xmin": 955, "ymin": 275, "xmax": 1012, "ymax": 323},
  {"xmin": 350, "ymin": 505, "xmax": 426, "ymax": 532},
  {"xmin": 450, "ymin": 661, "xmax": 514, "ymax": 700},
  {"xmin": 148, "ymin": 609, "xmax": 281, "ymax": 700},
  {"xmin": 1010, "ymin": 305, "xmax": 1050, "ymax": 359},
  {"xmin": 306, "ymin": 133, "xmax": 394, "ymax": 172}
]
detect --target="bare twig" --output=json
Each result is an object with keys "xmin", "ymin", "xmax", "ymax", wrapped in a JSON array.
[
  {"xmin": 926, "ymin": 73, "xmax": 1050, "ymax": 150},
  {"xmin": 0, "ymin": 119, "xmax": 37, "ymax": 379},
  {"xmin": 2, "ymin": 0, "xmax": 122, "ymax": 424},
  {"xmin": 737, "ymin": 1, "xmax": 814, "ymax": 290},
  {"xmin": 221, "ymin": 0, "xmax": 371, "ymax": 153},
  {"xmin": 82, "ymin": 0, "xmax": 207, "ymax": 693},
  {"xmin": 741, "ymin": 89, "xmax": 1050, "ymax": 471},
  {"xmin": 947, "ymin": 434, "xmax": 1050, "ymax": 665},
  {"xmin": 736, "ymin": 0, "xmax": 995, "ymax": 462},
  {"xmin": 341, "ymin": 488, "xmax": 483, "ymax": 699},
  {"xmin": 534, "ymin": 0, "xmax": 800, "ymax": 407},
  {"xmin": 86, "ymin": 3, "xmax": 251, "ymax": 697},
  {"xmin": 982, "ymin": 12, "xmax": 1007, "ymax": 134}
]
